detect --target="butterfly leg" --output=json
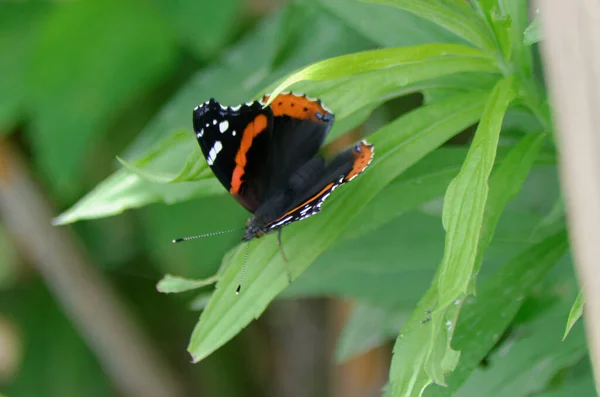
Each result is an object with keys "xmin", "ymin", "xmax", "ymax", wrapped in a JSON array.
[{"xmin": 278, "ymin": 228, "xmax": 292, "ymax": 284}]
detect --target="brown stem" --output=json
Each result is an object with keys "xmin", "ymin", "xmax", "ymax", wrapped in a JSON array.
[{"xmin": 0, "ymin": 141, "xmax": 188, "ymax": 397}]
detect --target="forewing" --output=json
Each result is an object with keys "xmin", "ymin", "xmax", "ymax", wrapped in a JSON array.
[{"xmin": 193, "ymin": 99, "xmax": 273, "ymax": 212}]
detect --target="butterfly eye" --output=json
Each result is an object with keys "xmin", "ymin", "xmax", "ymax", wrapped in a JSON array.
[{"xmin": 355, "ymin": 143, "xmax": 362, "ymax": 152}]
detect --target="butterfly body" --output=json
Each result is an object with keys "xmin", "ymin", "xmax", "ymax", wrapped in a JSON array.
[{"xmin": 192, "ymin": 93, "xmax": 373, "ymax": 243}]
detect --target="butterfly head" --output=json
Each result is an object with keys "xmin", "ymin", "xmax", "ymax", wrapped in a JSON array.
[{"xmin": 242, "ymin": 216, "xmax": 266, "ymax": 242}]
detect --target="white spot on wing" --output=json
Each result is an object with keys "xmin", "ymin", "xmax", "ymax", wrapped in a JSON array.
[
  {"xmin": 213, "ymin": 119, "xmax": 218, "ymax": 125},
  {"xmin": 232, "ymin": 130, "xmax": 236, "ymax": 136},
  {"xmin": 196, "ymin": 129, "xmax": 204, "ymax": 138},
  {"xmin": 230, "ymin": 104, "xmax": 241, "ymax": 111},
  {"xmin": 219, "ymin": 120, "xmax": 229, "ymax": 133},
  {"xmin": 271, "ymin": 215, "xmax": 294, "ymax": 228},
  {"xmin": 206, "ymin": 140, "xmax": 223, "ymax": 166}
]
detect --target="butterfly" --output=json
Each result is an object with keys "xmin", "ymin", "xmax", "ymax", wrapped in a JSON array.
[{"xmin": 177, "ymin": 92, "xmax": 373, "ymax": 291}]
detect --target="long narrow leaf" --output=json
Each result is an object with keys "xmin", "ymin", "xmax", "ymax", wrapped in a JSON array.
[
  {"xmin": 469, "ymin": 132, "xmax": 546, "ymax": 288},
  {"xmin": 389, "ymin": 230, "xmax": 568, "ymax": 397},
  {"xmin": 265, "ymin": 44, "xmax": 497, "ymax": 104},
  {"xmin": 437, "ymin": 76, "xmax": 517, "ymax": 308},
  {"xmin": 387, "ymin": 78, "xmax": 538, "ymax": 397},
  {"xmin": 187, "ymin": 91, "xmax": 491, "ymax": 362},
  {"xmin": 367, "ymin": 0, "xmax": 496, "ymax": 52},
  {"xmin": 564, "ymin": 291, "xmax": 584, "ymax": 340}
]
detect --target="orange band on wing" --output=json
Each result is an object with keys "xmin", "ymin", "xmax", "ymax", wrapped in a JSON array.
[
  {"xmin": 230, "ymin": 114, "xmax": 268, "ymax": 194},
  {"xmin": 262, "ymin": 93, "xmax": 333, "ymax": 122},
  {"xmin": 344, "ymin": 141, "xmax": 374, "ymax": 182}
]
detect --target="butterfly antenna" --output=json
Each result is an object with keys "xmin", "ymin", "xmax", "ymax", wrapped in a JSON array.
[
  {"xmin": 236, "ymin": 242, "xmax": 250, "ymax": 295},
  {"xmin": 172, "ymin": 228, "xmax": 244, "ymax": 244}
]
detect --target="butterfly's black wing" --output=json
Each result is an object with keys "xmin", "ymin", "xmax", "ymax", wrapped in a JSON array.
[
  {"xmin": 193, "ymin": 93, "xmax": 335, "ymax": 213},
  {"xmin": 193, "ymin": 99, "xmax": 273, "ymax": 212},
  {"xmin": 260, "ymin": 93, "xmax": 335, "ymax": 199},
  {"xmin": 253, "ymin": 140, "xmax": 374, "ymax": 232}
]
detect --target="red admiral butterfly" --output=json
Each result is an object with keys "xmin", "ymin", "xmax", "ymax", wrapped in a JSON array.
[{"xmin": 176, "ymin": 93, "xmax": 373, "ymax": 290}]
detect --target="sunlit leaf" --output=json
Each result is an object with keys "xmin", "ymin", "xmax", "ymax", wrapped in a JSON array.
[
  {"xmin": 564, "ymin": 291, "xmax": 584, "ymax": 341},
  {"xmin": 437, "ymin": 77, "xmax": 517, "ymax": 308},
  {"xmin": 187, "ymin": 91, "xmax": 490, "ymax": 363},
  {"xmin": 366, "ymin": 0, "xmax": 495, "ymax": 52},
  {"xmin": 524, "ymin": 12, "xmax": 541, "ymax": 46},
  {"xmin": 52, "ymin": 170, "xmax": 222, "ymax": 225},
  {"xmin": 266, "ymin": 44, "xmax": 497, "ymax": 105},
  {"xmin": 156, "ymin": 274, "xmax": 218, "ymax": 294}
]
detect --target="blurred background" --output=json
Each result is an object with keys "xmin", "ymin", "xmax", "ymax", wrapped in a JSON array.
[{"xmin": 0, "ymin": 1, "xmax": 594, "ymax": 396}]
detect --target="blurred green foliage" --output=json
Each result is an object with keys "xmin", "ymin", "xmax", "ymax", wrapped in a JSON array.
[{"xmin": 0, "ymin": 0, "xmax": 594, "ymax": 396}]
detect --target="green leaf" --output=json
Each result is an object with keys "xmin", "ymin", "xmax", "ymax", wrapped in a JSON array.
[
  {"xmin": 51, "ymin": 127, "xmax": 224, "ymax": 225},
  {"xmin": 287, "ymin": 211, "xmax": 444, "ymax": 309},
  {"xmin": 390, "ymin": 230, "xmax": 568, "ymax": 397},
  {"xmin": 156, "ymin": 274, "xmax": 218, "ymax": 294},
  {"xmin": 437, "ymin": 76, "xmax": 517, "ymax": 309},
  {"xmin": 28, "ymin": 0, "xmax": 177, "ymax": 194},
  {"xmin": 421, "ymin": 72, "xmax": 500, "ymax": 104},
  {"xmin": 470, "ymin": 132, "xmax": 546, "ymax": 286},
  {"xmin": 115, "ymin": 130, "xmax": 210, "ymax": 184},
  {"xmin": 267, "ymin": 44, "xmax": 498, "ymax": 105},
  {"xmin": 52, "ymin": 169, "xmax": 223, "ymax": 225},
  {"xmin": 287, "ymin": 138, "xmax": 551, "ymax": 309},
  {"xmin": 500, "ymin": 0, "xmax": 537, "ymax": 76},
  {"xmin": 564, "ymin": 291, "xmax": 584, "ymax": 341},
  {"xmin": 534, "ymin": 376, "xmax": 596, "ymax": 397},
  {"xmin": 347, "ymin": 147, "xmax": 472, "ymax": 238},
  {"xmin": 447, "ymin": 286, "xmax": 587, "ymax": 396},
  {"xmin": 524, "ymin": 12, "xmax": 542, "ymax": 46},
  {"xmin": 187, "ymin": 91, "xmax": 490, "ymax": 363},
  {"xmin": 315, "ymin": 0, "xmax": 469, "ymax": 47},
  {"xmin": 310, "ymin": 52, "xmax": 499, "ymax": 121},
  {"xmin": 366, "ymin": 0, "xmax": 496, "ymax": 52},
  {"xmin": 388, "ymin": 106, "xmax": 550, "ymax": 396}
]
